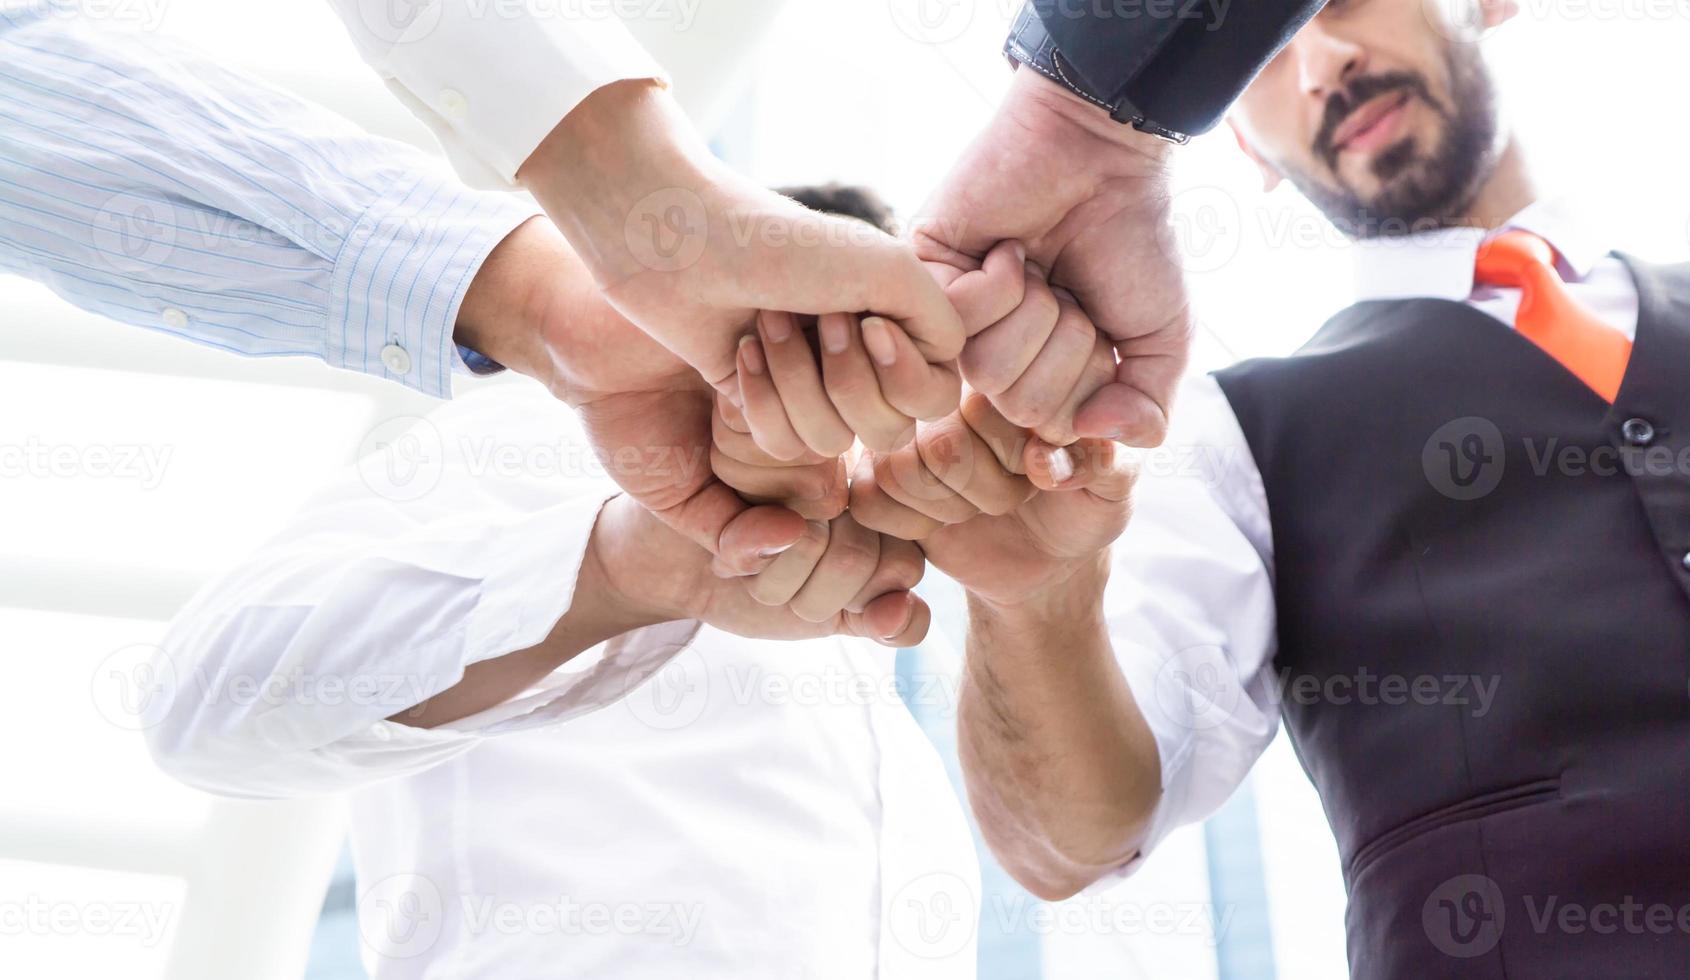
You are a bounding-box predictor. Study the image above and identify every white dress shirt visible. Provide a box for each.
[320,0,793,189]
[321,0,669,188]
[147,383,980,979]
[0,4,538,397]
[1101,198,1643,877]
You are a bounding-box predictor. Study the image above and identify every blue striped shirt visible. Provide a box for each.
[0,2,537,397]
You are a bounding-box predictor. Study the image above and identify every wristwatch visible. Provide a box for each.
[1002,4,1190,144]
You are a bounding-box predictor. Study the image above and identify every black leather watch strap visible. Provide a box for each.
[1002,4,1190,144]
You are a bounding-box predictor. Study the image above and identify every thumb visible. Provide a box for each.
[941,239,1027,336]
[707,502,808,577]
[842,591,932,647]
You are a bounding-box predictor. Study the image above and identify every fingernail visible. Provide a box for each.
[820,315,849,355]
[879,593,914,640]
[1047,447,1074,484]
[739,335,766,375]
[862,316,898,366]
[1011,240,1026,265]
[757,540,795,558]
[762,312,793,343]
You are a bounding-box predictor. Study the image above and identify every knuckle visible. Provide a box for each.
[960,344,1017,396]
[858,419,916,454]
[998,390,1054,430]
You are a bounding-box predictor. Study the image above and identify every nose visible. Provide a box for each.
[1293,23,1368,100]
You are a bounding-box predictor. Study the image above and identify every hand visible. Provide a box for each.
[850,392,1135,609]
[733,310,962,458]
[456,217,797,563]
[518,80,964,453]
[592,493,931,647]
[915,69,1193,447]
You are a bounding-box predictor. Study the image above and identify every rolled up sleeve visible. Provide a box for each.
[323,0,668,187]
[146,386,701,798]
[1096,374,1283,880]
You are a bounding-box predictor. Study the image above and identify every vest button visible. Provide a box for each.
[1622,417,1656,446]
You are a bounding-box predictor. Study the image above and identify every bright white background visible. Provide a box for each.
[3,0,1689,977]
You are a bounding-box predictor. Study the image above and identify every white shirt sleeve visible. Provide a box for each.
[145,384,701,799]
[1099,373,1282,879]
[322,0,668,188]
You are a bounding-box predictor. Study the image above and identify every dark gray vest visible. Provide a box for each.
[1213,256,1690,979]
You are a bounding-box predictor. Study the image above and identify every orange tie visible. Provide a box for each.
[1472,230,1632,402]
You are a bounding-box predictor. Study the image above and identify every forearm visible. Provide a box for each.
[517,78,723,286]
[393,498,673,728]
[958,553,1162,899]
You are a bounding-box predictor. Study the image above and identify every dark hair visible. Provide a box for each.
[775,183,898,236]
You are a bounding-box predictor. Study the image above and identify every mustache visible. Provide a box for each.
[1314,72,1437,170]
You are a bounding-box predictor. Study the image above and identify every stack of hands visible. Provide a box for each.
[456,71,1191,647]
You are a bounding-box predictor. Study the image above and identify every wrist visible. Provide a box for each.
[581,495,686,633]
[518,79,721,286]
[1004,69,1175,175]
[967,548,1110,630]
[454,216,564,388]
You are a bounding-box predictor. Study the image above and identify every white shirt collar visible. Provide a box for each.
[1349,195,1611,303]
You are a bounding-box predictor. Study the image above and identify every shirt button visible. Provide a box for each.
[161,307,189,330]
[380,343,413,375]
[1622,417,1656,446]
[1682,550,1690,572]
[438,88,467,120]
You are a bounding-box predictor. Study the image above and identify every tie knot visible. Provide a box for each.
[1474,229,1559,289]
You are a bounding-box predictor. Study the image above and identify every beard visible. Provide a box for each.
[1279,43,1500,239]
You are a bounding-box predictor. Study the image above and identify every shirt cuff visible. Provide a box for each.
[326,173,537,398]
[377,3,668,187]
